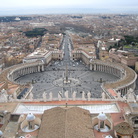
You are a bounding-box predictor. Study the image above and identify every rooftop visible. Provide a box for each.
[0,100,134,138]
[38,107,95,138]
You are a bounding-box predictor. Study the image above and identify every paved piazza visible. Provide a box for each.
[16,35,119,99]
[16,60,119,99]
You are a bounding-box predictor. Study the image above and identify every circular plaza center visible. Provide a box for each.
[53,77,81,87]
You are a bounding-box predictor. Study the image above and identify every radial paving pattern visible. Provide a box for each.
[16,61,119,99]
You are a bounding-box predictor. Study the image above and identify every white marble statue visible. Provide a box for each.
[1,89,7,94]
[64,91,69,101]
[87,91,91,101]
[49,92,53,101]
[127,88,135,102]
[29,92,33,100]
[2,93,8,102]
[0,89,8,102]
[13,92,17,99]
[117,92,123,101]
[58,91,62,101]
[102,92,106,100]
[8,95,13,102]
[123,95,127,101]
[72,91,77,101]
[82,91,86,100]
[43,92,47,102]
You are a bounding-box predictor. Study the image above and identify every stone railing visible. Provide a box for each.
[3,97,119,103]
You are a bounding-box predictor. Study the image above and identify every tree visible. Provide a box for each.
[24,28,47,37]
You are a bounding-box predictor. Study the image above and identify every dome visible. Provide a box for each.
[98,112,107,121]
[0,130,3,136]
[114,122,134,135]
[15,17,20,21]
[26,113,35,121]
[105,135,113,138]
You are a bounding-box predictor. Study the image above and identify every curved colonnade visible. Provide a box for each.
[0,61,44,86]
[8,61,44,82]
[90,60,137,98]
[0,55,137,99]
[73,50,137,98]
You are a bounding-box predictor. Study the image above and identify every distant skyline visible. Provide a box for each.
[0,0,138,15]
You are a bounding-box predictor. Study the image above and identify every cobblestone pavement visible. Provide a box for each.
[16,60,119,99]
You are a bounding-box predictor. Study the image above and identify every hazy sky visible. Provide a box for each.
[1,0,138,8]
[0,0,138,15]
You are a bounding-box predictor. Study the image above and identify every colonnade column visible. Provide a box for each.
[41,65,44,72]
[38,66,40,72]
[90,64,92,70]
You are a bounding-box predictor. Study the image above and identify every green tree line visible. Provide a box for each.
[24,28,47,37]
